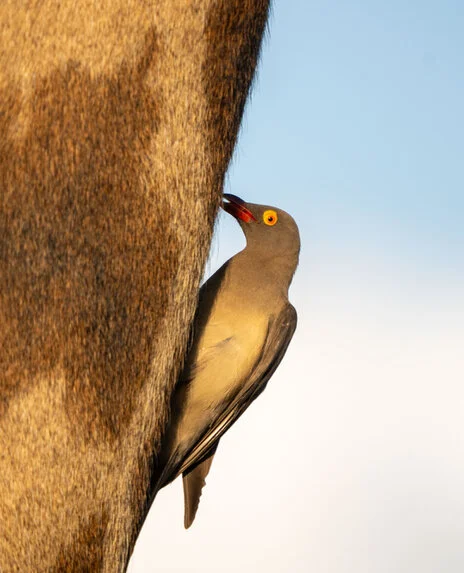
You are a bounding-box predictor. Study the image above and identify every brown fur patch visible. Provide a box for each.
[1,29,166,436]
[204,0,270,173]
[51,511,109,572]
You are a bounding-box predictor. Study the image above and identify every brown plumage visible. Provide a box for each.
[0,2,270,570]
[155,194,300,528]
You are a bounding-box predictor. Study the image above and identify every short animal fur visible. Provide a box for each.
[0,1,270,570]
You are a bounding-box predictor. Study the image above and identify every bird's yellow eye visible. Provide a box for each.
[263,210,278,226]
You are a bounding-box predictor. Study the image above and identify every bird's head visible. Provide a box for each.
[222,194,300,266]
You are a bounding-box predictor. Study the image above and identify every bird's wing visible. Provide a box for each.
[177,303,297,478]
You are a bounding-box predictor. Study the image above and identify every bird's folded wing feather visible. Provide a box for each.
[177,303,297,479]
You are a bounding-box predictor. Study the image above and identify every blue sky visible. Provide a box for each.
[227,0,463,273]
[131,3,463,571]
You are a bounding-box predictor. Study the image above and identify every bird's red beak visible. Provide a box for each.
[222,194,256,223]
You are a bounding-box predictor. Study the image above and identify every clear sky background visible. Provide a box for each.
[130,2,463,571]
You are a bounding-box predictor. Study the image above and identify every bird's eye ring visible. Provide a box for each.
[263,210,278,226]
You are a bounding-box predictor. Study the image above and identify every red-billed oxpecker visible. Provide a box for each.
[155,194,300,528]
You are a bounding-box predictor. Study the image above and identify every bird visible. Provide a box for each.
[154,193,300,528]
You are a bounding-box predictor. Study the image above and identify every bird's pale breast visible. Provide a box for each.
[173,305,268,448]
